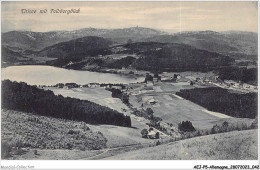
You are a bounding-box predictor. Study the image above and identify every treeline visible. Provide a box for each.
[170,119,257,142]
[176,87,257,118]
[2,80,131,127]
[218,67,257,85]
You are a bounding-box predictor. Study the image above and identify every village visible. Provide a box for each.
[40,69,257,144]
[41,69,258,93]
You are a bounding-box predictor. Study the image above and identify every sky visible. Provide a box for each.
[1,1,258,33]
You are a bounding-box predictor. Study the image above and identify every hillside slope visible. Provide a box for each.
[2,46,26,63]
[1,109,107,159]
[104,129,258,160]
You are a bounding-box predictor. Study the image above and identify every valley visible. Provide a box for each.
[1,27,258,161]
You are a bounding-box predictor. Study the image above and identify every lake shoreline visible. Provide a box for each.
[2,65,145,86]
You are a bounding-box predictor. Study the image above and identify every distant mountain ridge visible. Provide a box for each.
[143,30,258,59]
[1,27,257,68]
[2,27,166,51]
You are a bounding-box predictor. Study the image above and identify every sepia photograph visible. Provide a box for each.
[1,0,259,169]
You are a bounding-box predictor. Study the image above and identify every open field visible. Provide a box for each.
[129,82,224,130]
[88,120,158,148]
[46,87,170,148]
[104,129,258,160]
[128,81,256,131]
[46,87,131,115]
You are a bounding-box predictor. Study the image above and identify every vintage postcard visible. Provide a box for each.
[1,1,259,169]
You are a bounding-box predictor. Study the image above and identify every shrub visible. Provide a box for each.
[211,124,221,134]
[66,143,73,150]
[178,121,196,132]
[141,129,148,138]
[222,121,229,132]
[196,130,202,137]
[251,119,258,129]
[34,149,38,155]
[67,129,79,135]
[1,141,12,159]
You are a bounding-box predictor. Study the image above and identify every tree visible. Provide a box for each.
[145,73,153,83]
[155,132,160,139]
[146,108,154,115]
[141,129,148,138]
[121,93,129,104]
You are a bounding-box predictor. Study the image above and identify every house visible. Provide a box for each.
[153,77,158,82]
[88,83,99,88]
[67,61,73,66]
[144,81,154,90]
[111,85,123,90]
[55,83,64,88]
[148,98,156,105]
[146,80,154,86]
[161,76,171,81]
[143,86,153,90]
[147,128,159,139]
[64,83,79,89]
[147,130,156,139]
[177,77,190,83]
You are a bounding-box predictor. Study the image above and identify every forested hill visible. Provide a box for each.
[1,80,131,127]
[126,42,234,72]
[38,36,112,58]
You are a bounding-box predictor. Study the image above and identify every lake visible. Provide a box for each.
[2,65,144,85]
